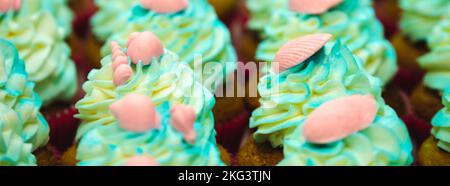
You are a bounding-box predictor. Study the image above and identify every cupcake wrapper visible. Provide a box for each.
[44,106,80,151]
[401,113,432,148]
[215,111,250,154]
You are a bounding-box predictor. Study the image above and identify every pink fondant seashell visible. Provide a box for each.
[127,31,164,65]
[113,64,133,86]
[303,95,377,144]
[0,0,21,12]
[125,156,159,166]
[112,55,128,71]
[170,104,197,144]
[110,94,161,133]
[289,0,343,14]
[139,0,188,14]
[273,33,332,73]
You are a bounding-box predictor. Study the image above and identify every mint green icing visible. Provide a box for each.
[77,102,224,166]
[76,50,216,148]
[419,18,450,92]
[91,0,137,41]
[400,0,450,41]
[279,105,413,166]
[100,0,237,92]
[245,0,288,32]
[257,0,397,85]
[0,39,49,166]
[22,0,73,37]
[431,89,450,153]
[0,12,77,105]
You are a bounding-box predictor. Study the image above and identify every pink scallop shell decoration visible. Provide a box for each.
[126,31,164,65]
[110,94,161,133]
[289,0,343,14]
[170,104,197,144]
[139,0,188,14]
[273,33,332,73]
[0,0,21,12]
[125,156,159,166]
[302,95,377,144]
[113,64,133,86]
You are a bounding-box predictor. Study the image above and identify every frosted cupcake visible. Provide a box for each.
[392,0,450,87]
[411,16,450,122]
[0,38,54,166]
[418,89,450,166]
[237,34,413,166]
[257,0,397,85]
[0,1,78,105]
[75,94,224,166]
[61,32,232,165]
[100,0,237,92]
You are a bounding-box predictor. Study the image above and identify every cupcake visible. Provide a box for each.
[411,17,450,121]
[418,89,450,166]
[0,2,78,105]
[237,34,413,166]
[256,0,397,85]
[63,31,225,164]
[392,0,450,88]
[74,94,224,166]
[100,0,237,92]
[25,0,73,37]
[0,38,55,166]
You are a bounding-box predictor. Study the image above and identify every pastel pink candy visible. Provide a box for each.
[126,31,164,65]
[125,156,159,166]
[273,33,332,73]
[112,56,128,71]
[303,94,377,144]
[127,32,141,47]
[113,64,133,86]
[0,0,21,12]
[289,0,343,14]
[110,94,161,133]
[170,104,197,144]
[139,0,188,14]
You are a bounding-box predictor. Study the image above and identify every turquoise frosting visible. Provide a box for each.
[0,11,77,105]
[257,0,397,85]
[91,0,137,41]
[76,50,217,148]
[0,39,49,166]
[400,0,450,41]
[252,41,413,165]
[279,105,413,166]
[419,17,450,92]
[100,0,237,92]
[245,0,288,32]
[431,89,450,153]
[77,102,224,166]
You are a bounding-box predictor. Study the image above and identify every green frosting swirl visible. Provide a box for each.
[279,105,413,166]
[0,39,49,166]
[22,0,73,37]
[245,0,288,32]
[0,12,77,105]
[100,0,237,92]
[431,89,450,153]
[400,0,450,41]
[76,50,216,146]
[257,0,397,85]
[77,102,224,166]
[91,0,137,41]
[419,18,450,92]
